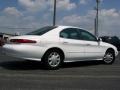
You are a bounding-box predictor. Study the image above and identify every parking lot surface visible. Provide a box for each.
[0,48,120,90]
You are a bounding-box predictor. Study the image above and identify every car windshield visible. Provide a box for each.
[26,26,57,35]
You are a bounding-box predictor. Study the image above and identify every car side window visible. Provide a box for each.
[79,30,97,41]
[60,28,80,40]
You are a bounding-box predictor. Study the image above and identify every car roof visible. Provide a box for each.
[57,25,85,30]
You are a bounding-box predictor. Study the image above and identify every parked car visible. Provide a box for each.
[0,37,4,47]
[3,26,118,69]
[101,36,120,51]
[0,33,14,47]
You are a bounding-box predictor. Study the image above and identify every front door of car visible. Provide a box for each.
[59,28,85,61]
[79,30,105,59]
[82,40,105,59]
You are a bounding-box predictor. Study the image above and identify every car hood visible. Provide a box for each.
[101,41,118,51]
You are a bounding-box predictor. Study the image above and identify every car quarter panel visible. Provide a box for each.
[3,44,47,61]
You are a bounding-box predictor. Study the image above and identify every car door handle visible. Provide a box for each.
[86,44,91,46]
[63,42,69,44]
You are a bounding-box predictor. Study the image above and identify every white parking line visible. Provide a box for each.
[0,73,120,79]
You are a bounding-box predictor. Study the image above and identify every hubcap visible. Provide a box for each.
[104,52,113,63]
[48,52,61,67]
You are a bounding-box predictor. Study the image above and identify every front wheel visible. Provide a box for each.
[42,50,63,69]
[103,50,115,64]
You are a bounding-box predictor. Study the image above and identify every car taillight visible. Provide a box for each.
[10,39,36,43]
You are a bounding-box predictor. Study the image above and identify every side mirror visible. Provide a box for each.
[98,38,102,42]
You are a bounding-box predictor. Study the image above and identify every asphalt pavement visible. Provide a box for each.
[0,48,120,90]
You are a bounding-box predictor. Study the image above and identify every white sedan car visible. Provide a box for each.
[3,26,118,69]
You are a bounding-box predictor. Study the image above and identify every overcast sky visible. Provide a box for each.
[0,0,120,37]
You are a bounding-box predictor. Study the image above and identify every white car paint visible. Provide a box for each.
[3,26,118,63]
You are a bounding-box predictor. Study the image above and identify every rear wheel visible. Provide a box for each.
[103,50,115,64]
[42,49,63,69]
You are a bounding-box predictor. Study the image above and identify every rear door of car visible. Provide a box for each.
[59,28,85,61]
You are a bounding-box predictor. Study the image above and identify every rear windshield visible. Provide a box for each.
[26,26,57,35]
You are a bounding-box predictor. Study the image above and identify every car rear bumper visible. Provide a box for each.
[2,44,46,61]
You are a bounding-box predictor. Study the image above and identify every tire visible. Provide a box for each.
[42,49,63,70]
[103,50,115,64]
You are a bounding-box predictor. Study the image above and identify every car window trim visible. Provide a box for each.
[77,29,98,42]
[60,28,80,40]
